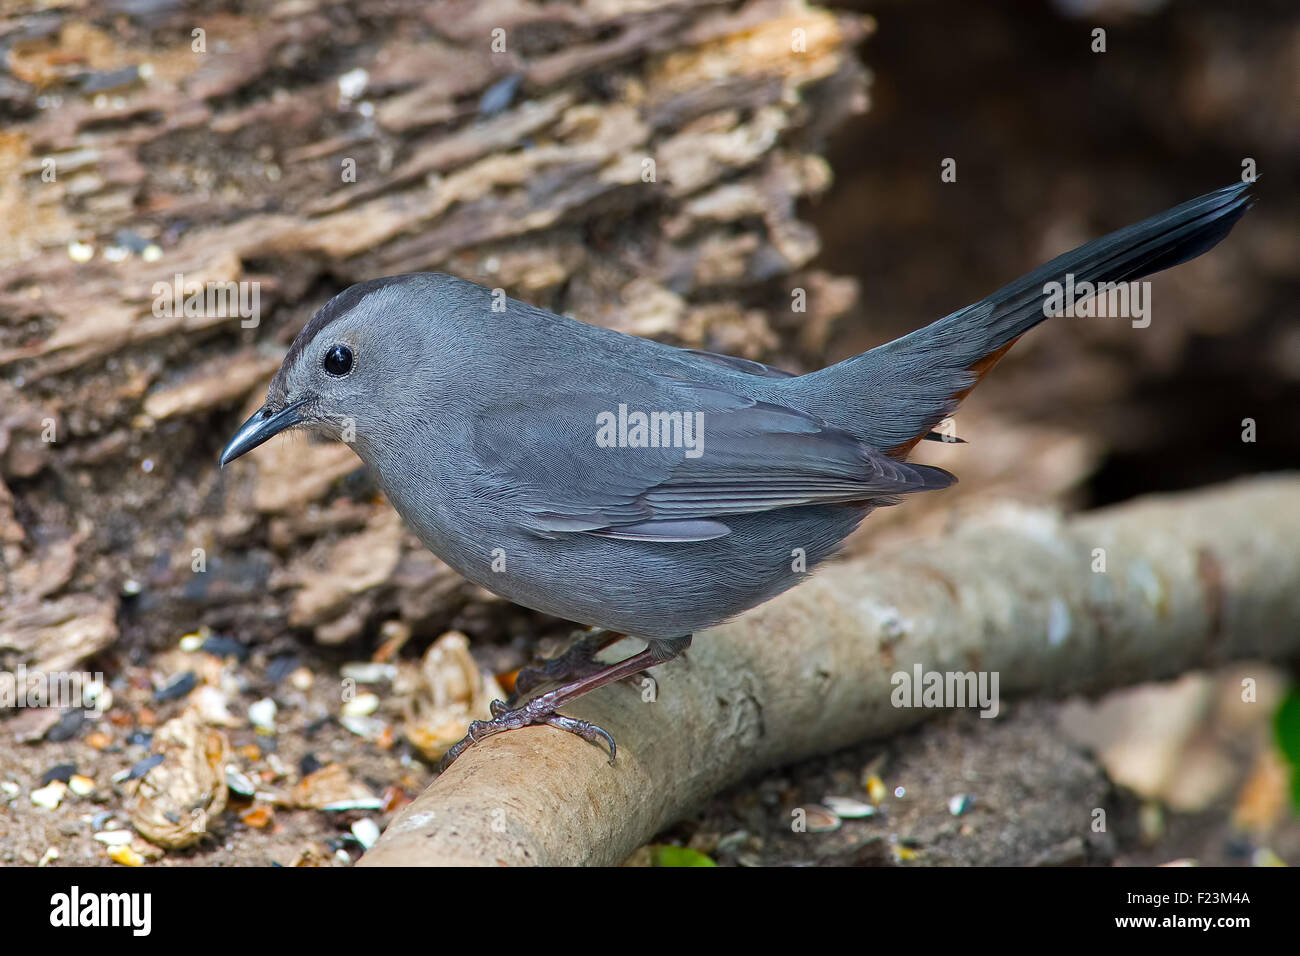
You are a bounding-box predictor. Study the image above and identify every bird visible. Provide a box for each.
[220,181,1252,767]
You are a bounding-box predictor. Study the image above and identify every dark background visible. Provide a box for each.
[812,0,1297,505]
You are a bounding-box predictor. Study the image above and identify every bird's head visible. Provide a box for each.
[219,273,460,467]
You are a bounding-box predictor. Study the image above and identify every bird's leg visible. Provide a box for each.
[513,627,626,696]
[439,633,692,771]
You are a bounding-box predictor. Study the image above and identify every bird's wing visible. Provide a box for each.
[675,348,797,379]
[469,376,954,541]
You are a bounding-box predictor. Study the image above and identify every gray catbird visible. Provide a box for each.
[221,182,1251,766]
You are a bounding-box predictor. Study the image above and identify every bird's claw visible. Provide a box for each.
[546,713,617,765]
[439,696,617,772]
[438,632,690,772]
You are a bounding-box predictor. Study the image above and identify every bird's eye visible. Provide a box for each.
[323,344,353,377]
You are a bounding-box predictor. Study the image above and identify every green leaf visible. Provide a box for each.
[650,844,717,867]
[1273,686,1300,812]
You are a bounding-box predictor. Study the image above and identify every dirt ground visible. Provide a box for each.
[3,636,1296,867]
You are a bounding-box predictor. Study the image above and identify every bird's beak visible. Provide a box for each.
[219,399,308,467]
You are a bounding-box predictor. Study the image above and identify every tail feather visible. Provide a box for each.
[799,182,1253,453]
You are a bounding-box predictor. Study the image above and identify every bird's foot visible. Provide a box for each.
[439,695,616,772]
[438,633,692,772]
[513,627,624,695]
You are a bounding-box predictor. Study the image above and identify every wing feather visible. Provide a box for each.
[468,377,953,540]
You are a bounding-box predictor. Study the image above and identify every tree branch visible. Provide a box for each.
[359,475,1300,866]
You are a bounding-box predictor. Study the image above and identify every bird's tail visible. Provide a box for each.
[798,181,1253,455]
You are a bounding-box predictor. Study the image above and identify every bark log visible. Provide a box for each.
[359,475,1300,866]
[0,0,873,657]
